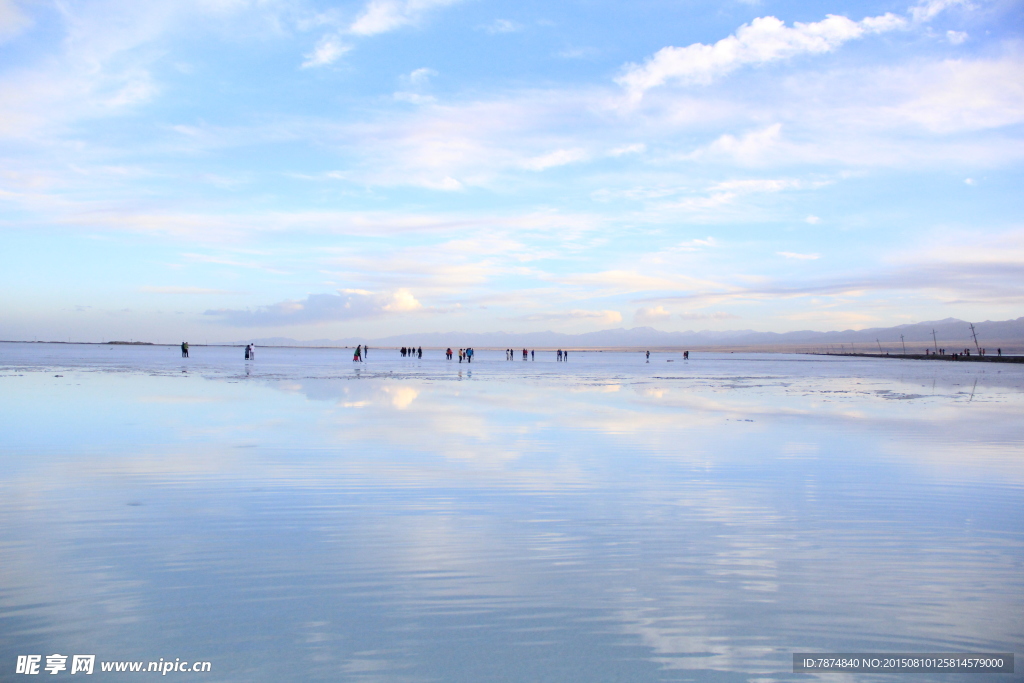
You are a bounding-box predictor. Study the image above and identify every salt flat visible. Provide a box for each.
[1,343,1021,682]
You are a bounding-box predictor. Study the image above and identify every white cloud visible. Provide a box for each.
[302,34,350,68]
[777,251,820,260]
[405,67,437,85]
[557,46,598,59]
[204,288,427,326]
[421,175,463,190]
[481,19,520,34]
[525,309,624,325]
[666,227,1024,308]
[350,0,462,36]
[560,270,729,295]
[678,311,740,320]
[608,143,646,156]
[879,58,1024,134]
[141,286,241,294]
[0,0,32,42]
[382,288,422,312]
[909,0,969,23]
[103,71,159,107]
[701,124,783,164]
[634,305,672,325]
[708,178,806,193]
[805,215,820,224]
[617,12,906,98]
[315,50,1024,188]
[964,177,975,185]
[393,67,438,104]
[675,237,717,251]
[946,30,968,45]
[521,148,589,171]
[393,91,436,104]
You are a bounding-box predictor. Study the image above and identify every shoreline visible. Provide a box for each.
[809,352,1024,363]
[2,339,1022,359]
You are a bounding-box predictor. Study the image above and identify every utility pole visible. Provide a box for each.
[931,329,938,354]
[900,334,906,355]
[969,323,981,354]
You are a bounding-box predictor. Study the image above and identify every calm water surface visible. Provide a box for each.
[1,343,1022,681]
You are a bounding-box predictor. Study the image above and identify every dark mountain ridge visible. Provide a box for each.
[230,317,1024,349]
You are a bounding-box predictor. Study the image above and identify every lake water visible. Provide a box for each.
[2,342,1021,681]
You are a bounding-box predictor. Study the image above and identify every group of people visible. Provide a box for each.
[951,348,1000,360]
[644,350,689,362]
[173,344,700,364]
[924,347,1002,359]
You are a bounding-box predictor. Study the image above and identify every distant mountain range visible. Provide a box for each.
[231,316,1024,349]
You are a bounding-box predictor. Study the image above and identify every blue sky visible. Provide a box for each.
[1,0,1022,342]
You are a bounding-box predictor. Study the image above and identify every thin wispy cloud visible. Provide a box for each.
[523,309,624,325]
[302,35,351,68]
[634,305,672,325]
[521,148,589,171]
[205,289,424,327]
[349,0,463,36]
[617,11,907,98]
[640,260,1024,307]
[0,0,32,42]
[141,286,243,294]
[480,19,521,34]
[404,67,437,86]
[909,0,970,23]
[678,311,740,321]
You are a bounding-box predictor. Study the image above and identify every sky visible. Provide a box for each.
[1,0,1022,343]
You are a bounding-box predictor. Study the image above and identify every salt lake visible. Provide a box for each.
[1,342,1021,681]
